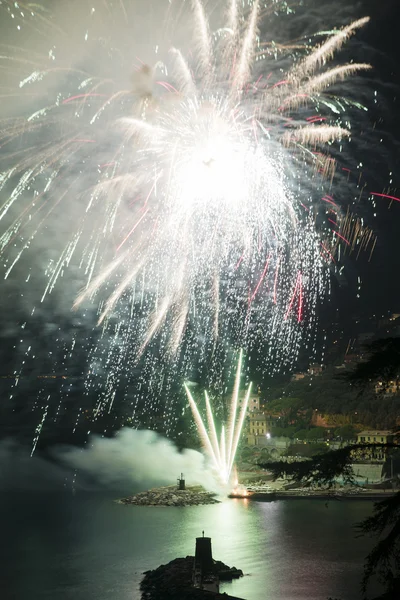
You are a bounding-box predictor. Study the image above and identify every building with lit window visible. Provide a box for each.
[355,430,397,463]
[357,431,395,445]
[248,413,267,436]
[374,381,399,396]
[244,411,280,446]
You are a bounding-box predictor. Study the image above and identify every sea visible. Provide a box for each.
[0,492,377,600]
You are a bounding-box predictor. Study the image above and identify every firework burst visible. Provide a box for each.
[0,1,376,436]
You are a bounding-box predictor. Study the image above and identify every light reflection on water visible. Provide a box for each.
[0,493,375,600]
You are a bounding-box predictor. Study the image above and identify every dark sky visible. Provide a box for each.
[319,0,400,324]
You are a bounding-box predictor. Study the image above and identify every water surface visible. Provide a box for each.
[0,492,375,600]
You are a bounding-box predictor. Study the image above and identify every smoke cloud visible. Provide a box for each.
[0,429,220,493]
[56,428,219,490]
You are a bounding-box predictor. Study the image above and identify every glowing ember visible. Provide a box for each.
[230,485,249,498]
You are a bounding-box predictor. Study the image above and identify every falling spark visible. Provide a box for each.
[0,1,380,441]
[0,1,374,361]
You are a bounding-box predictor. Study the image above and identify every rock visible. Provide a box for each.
[140,555,243,600]
[219,567,243,580]
[118,485,220,507]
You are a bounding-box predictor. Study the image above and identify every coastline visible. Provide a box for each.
[229,489,398,501]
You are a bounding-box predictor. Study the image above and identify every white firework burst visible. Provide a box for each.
[0,1,373,431]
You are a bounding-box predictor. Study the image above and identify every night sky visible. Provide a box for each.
[1,0,400,449]
[336,0,400,318]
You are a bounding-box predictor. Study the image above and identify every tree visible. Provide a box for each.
[286,442,328,458]
[294,429,308,440]
[263,445,357,486]
[263,342,400,431]
[270,425,297,438]
[357,493,400,598]
[343,337,400,392]
[334,424,357,441]
[266,397,304,427]
[306,427,326,442]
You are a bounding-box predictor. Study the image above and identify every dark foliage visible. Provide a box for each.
[263,367,399,431]
[260,444,394,487]
[341,337,400,391]
[262,447,355,486]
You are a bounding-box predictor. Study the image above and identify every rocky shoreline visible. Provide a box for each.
[229,487,398,501]
[118,485,220,507]
[140,556,243,600]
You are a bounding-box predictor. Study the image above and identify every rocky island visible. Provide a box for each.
[118,484,220,507]
[140,534,244,600]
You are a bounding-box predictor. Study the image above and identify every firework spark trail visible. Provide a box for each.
[191,0,213,77]
[226,349,243,471]
[184,383,219,471]
[297,17,371,76]
[205,390,221,465]
[370,192,400,204]
[168,298,189,356]
[185,352,251,484]
[170,48,196,96]
[219,425,227,480]
[250,253,271,302]
[213,273,220,340]
[282,125,350,146]
[0,0,379,439]
[233,0,259,91]
[228,381,252,476]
